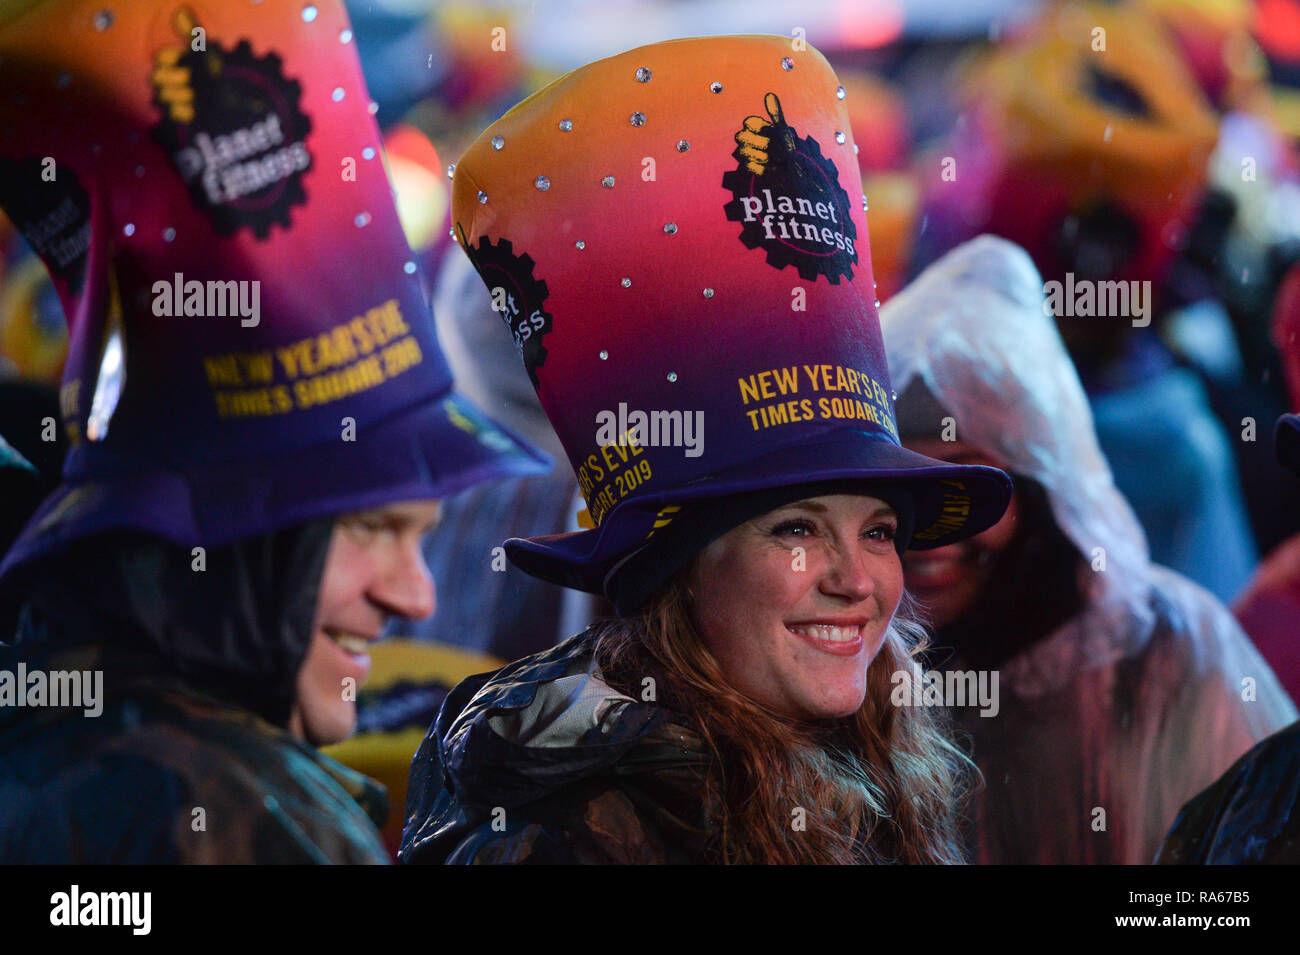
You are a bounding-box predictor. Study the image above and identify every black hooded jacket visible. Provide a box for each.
[0,522,390,863]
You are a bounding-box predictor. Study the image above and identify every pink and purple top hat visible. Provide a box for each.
[0,0,548,581]
[449,35,1013,605]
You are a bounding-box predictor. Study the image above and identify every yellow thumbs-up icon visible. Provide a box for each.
[734,93,796,177]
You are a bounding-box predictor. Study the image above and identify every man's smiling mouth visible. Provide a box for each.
[324,628,376,655]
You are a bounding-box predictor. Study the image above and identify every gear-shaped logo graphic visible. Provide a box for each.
[463,234,553,389]
[151,15,313,240]
[722,93,858,285]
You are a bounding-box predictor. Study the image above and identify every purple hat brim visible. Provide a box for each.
[505,428,1012,596]
[0,389,551,581]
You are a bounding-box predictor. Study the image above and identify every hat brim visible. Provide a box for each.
[0,390,551,582]
[505,428,1012,596]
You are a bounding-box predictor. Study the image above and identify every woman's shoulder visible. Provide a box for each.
[439,626,698,748]
[401,626,712,864]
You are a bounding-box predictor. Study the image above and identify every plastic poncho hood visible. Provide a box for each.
[880,236,1297,864]
[883,235,1156,672]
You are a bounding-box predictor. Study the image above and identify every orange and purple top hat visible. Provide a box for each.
[0,0,549,581]
[450,34,1012,604]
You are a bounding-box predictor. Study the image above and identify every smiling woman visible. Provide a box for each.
[402,478,997,864]
[584,490,974,864]
[689,495,904,720]
[400,34,1015,866]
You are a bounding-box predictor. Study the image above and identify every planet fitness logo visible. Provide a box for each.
[722,93,857,285]
[150,9,312,239]
[463,234,554,389]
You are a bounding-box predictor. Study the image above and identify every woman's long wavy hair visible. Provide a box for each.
[591,573,975,865]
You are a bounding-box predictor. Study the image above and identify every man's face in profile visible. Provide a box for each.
[289,499,441,746]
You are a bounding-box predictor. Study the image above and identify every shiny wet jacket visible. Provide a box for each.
[0,522,390,864]
[400,629,713,864]
[1157,719,1300,863]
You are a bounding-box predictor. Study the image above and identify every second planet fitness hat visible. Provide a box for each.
[0,0,549,581]
[450,34,1013,605]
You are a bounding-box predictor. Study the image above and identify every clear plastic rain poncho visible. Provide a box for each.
[880,236,1297,864]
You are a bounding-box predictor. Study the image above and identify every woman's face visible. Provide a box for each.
[688,493,904,721]
[899,439,1019,627]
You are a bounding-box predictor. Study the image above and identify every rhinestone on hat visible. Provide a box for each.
[339,28,353,43]
[575,240,586,250]
[558,118,573,131]
[491,135,504,150]
[781,57,794,71]
[630,112,646,127]
[663,223,677,235]
[93,9,113,30]
[599,350,609,360]
[602,176,615,188]
[355,212,371,227]
[667,372,678,382]
[710,82,723,93]
[162,227,176,242]
[477,190,488,204]
[676,140,690,152]
[862,194,869,211]
[301,4,318,22]
[703,288,714,298]
[404,261,417,274]
[447,164,456,179]
[362,147,375,160]
[331,87,345,102]
[635,67,652,82]
[836,85,846,100]
[535,176,551,191]
[621,278,631,288]
[835,131,846,145]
